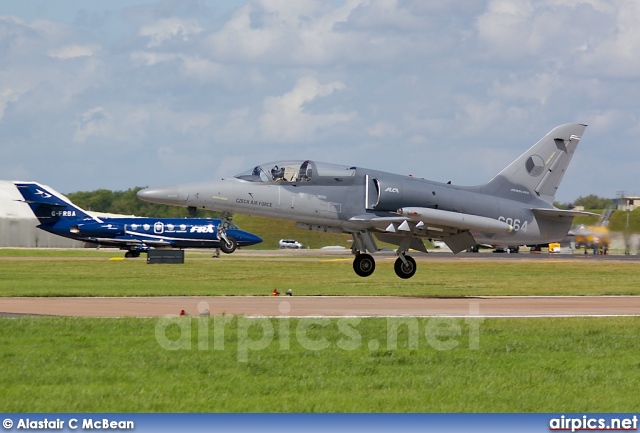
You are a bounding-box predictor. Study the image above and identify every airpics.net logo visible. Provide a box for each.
[549,415,638,432]
[154,301,484,362]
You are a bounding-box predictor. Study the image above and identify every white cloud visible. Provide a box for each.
[130,51,228,83]
[202,0,440,66]
[48,44,100,59]
[546,0,614,13]
[130,51,175,65]
[0,15,108,123]
[367,121,398,138]
[120,108,151,143]
[1,1,640,201]
[215,155,248,180]
[458,98,504,134]
[258,76,355,142]
[475,0,536,58]
[139,18,203,48]
[73,107,114,143]
[578,0,640,77]
[155,140,218,177]
[582,109,628,135]
[489,72,562,105]
[0,87,21,121]
[214,107,256,145]
[157,145,174,162]
[474,0,606,64]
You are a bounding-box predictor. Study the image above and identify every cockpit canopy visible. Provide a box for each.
[235,160,356,183]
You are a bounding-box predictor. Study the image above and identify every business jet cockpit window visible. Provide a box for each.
[235,161,355,183]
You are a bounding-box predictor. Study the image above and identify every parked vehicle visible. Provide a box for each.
[279,239,303,249]
[548,243,562,253]
[493,245,519,253]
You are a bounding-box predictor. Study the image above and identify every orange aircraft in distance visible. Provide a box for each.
[569,206,614,254]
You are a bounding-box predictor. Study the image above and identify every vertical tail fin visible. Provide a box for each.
[480,123,587,204]
[14,182,94,226]
[597,204,615,227]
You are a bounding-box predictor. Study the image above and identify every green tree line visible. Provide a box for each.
[570,194,614,210]
[554,195,614,210]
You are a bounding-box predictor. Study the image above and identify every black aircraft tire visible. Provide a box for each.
[353,253,376,277]
[394,255,417,279]
[220,237,237,254]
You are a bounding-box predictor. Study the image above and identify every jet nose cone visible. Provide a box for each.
[247,233,263,245]
[137,186,186,205]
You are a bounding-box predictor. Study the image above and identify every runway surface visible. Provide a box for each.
[2,249,640,318]
[3,248,640,262]
[2,295,640,318]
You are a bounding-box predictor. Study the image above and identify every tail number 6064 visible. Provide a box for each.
[498,216,527,232]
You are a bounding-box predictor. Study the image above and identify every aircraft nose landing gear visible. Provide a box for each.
[217,213,237,254]
[219,236,237,254]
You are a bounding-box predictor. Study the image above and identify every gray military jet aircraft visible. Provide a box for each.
[138,123,593,278]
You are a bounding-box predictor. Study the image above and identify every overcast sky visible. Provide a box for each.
[1,0,639,203]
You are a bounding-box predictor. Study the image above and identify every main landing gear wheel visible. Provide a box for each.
[353,253,376,277]
[219,237,237,254]
[124,251,140,258]
[394,255,417,279]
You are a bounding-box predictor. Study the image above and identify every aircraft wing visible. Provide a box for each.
[350,207,514,234]
[349,207,514,253]
[347,215,408,229]
[91,237,173,247]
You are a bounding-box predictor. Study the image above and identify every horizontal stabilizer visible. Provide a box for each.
[16,199,65,207]
[532,208,600,221]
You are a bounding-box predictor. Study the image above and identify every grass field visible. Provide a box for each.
[1,249,639,412]
[0,249,639,297]
[1,316,639,412]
